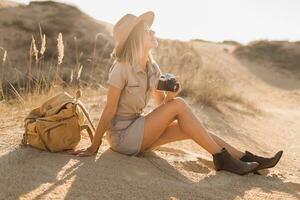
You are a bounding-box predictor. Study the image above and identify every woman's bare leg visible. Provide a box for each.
[146,120,245,159]
[140,97,223,154]
[207,130,245,159]
[145,120,189,148]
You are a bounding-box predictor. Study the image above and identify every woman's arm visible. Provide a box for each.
[151,88,166,106]
[70,85,122,156]
[88,104,116,152]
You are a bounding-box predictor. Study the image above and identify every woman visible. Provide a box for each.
[70,11,283,176]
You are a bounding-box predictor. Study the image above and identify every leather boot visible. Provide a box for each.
[240,150,283,171]
[213,148,259,175]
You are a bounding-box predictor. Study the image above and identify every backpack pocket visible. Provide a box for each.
[36,116,81,152]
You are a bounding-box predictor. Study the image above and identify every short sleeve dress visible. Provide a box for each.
[105,60,162,156]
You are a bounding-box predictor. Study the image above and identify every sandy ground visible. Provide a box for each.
[0,42,299,200]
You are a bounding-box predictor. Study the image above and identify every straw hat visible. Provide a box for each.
[113,11,155,56]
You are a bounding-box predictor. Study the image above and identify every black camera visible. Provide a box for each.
[157,73,180,92]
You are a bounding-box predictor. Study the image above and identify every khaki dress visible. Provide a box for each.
[105,60,162,156]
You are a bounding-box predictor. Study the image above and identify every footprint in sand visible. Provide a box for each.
[149,146,216,174]
[196,157,215,169]
[180,160,211,174]
[154,146,189,156]
[155,147,215,173]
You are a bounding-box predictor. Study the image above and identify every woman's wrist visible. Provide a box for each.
[88,146,98,154]
[163,96,171,104]
[89,139,102,153]
[159,92,174,105]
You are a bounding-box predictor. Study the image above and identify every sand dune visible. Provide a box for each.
[0,41,299,199]
[1,1,299,199]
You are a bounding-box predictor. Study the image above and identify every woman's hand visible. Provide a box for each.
[164,82,182,103]
[67,143,100,157]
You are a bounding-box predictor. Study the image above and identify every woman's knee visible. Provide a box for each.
[171,97,189,111]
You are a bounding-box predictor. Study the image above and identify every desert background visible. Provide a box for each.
[0,0,299,199]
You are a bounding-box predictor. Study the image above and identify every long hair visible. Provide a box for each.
[111,21,154,67]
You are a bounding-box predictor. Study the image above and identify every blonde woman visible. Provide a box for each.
[70,11,283,175]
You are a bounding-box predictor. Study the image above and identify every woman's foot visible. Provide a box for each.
[240,150,283,171]
[213,148,259,176]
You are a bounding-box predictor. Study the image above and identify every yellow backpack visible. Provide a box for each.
[22,90,95,152]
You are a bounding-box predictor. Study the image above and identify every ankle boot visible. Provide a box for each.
[213,148,259,176]
[240,150,283,171]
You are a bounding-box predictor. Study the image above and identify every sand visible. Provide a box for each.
[0,42,299,200]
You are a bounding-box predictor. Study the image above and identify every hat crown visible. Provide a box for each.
[112,11,154,56]
[113,14,137,41]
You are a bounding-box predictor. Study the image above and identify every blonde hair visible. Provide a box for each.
[111,21,154,67]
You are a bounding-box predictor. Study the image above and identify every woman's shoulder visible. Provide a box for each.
[109,61,131,74]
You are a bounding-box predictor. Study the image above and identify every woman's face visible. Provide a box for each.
[143,24,158,50]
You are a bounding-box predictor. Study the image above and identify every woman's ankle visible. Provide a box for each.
[236,151,246,160]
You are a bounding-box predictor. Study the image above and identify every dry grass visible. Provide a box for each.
[1,33,260,115]
[153,38,203,87]
[184,64,261,114]
[0,84,84,119]
[0,1,259,115]
[0,29,93,102]
[0,1,114,92]
[0,1,114,101]
[154,38,260,113]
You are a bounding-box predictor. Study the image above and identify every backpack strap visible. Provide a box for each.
[73,89,96,133]
[71,90,95,143]
[76,101,96,142]
[80,125,93,142]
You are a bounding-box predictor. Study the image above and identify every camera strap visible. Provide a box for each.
[143,63,151,107]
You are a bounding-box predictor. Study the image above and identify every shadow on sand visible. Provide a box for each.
[0,146,298,200]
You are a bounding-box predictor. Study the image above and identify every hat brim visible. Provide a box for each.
[115,11,154,56]
[137,11,154,28]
